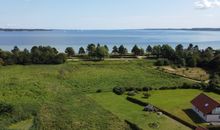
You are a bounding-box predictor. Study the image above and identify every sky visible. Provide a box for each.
[0,0,220,29]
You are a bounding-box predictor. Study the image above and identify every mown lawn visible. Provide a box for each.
[89,92,191,130]
[134,89,220,126]
[0,60,193,130]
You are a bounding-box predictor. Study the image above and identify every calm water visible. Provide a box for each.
[0,29,220,52]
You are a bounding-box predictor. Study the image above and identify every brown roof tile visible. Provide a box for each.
[191,93,220,115]
[195,126,208,130]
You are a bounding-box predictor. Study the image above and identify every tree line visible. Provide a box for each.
[0,46,66,65]
[1,43,220,72]
[64,43,219,67]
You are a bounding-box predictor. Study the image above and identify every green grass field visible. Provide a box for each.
[0,60,193,130]
[134,89,220,126]
[89,92,191,130]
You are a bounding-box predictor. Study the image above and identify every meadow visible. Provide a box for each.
[0,60,193,130]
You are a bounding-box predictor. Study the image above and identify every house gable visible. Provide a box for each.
[191,93,220,115]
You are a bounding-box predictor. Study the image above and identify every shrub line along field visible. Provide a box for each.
[0,60,195,130]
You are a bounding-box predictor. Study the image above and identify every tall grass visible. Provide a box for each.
[0,60,192,129]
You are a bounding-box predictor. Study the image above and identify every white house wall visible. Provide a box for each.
[192,105,207,121]
[206,114,220,122]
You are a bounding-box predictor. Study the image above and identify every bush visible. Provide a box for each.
[0,58,4,65]
[192,84,202,89]
[96,89,102,93]
[143,93,151,99]
[127,91,136,96]
[159,86,170,90]
[113,87,126,95]
[180,83,193,89]
[135,87,142,91]
[124,87,135,91]
[125,120,143,130]
[142,87,150,91]
[155,59,170,66]
[0,103,14,115]
[148,122,159,129]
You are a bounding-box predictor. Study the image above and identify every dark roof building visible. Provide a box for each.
[195,126,208,130]
[191,93,220,115]
[191,93,220,122]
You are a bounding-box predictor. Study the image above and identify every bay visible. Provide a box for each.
[0,29,220,52]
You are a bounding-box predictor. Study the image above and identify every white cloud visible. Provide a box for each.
[195,0,220,9]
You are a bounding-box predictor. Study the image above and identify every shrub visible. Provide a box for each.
[180,83,193,89]
[135,87,142,91]
[96,89,102,93]
[127,91,136,96]
[142,87,150,91]
[0,103,14,115]
[143,93,151,99]
[0,58,4,65]
[148,122,159,129]
[155,59,170,66]
[125,87,135,91]
[170,86,178,89]
[125,120,143,130]
[192,84,202,89]
[113,87,126,95]
[159,86,169,90]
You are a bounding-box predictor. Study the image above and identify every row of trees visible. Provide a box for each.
[148,44,218,68]
[1,44,220,69]
[0,46,66,65]
[64,44,219,67]
[65,44,129,57]
[64,44,147,58]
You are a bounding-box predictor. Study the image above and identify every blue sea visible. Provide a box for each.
[0,29,220,52]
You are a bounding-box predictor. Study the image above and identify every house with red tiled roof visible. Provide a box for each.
[191,93,220,122]
[195,126,208,130]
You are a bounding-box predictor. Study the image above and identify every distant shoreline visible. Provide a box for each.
[142,28,220,31]
[0,28,52,32]
[0,28,220,32]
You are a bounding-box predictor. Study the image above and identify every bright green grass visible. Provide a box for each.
[89,92,191,130]
[0,60,193,129]
[8,118,33,130]
[134,89,220,126]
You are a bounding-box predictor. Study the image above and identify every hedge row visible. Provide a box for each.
[113,83,210,95]
[125,120,143,130]
[126,97,197,130]
[126,97,148,106]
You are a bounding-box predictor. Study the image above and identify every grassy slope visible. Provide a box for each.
[65,60,193,92]
[161,66,209,81]
[89,92,191,130]
[134,89,220,126]
[0,60,192,129]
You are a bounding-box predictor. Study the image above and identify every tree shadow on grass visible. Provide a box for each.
[182,109,206,124]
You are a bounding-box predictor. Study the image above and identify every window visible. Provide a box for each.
[219,116,220,119]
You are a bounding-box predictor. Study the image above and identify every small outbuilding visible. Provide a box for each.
[144,104,156,112]
[191,93,220,122]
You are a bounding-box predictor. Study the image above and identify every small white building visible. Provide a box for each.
[191,93,220,122]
